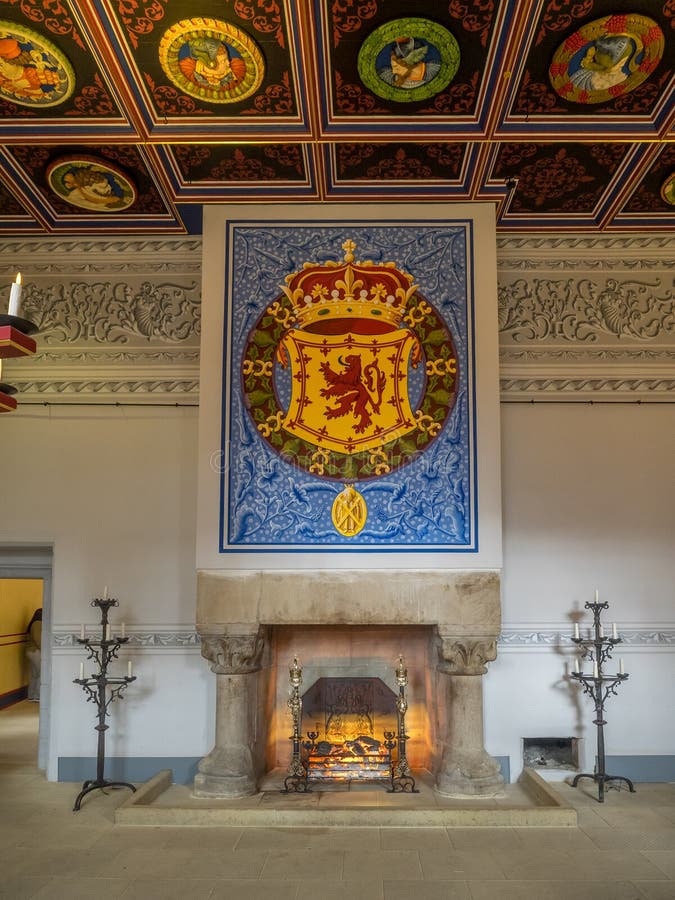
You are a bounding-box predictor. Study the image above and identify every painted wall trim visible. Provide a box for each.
[58,756,201,786]
[52,625,675,649]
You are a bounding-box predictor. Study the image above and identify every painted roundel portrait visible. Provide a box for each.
[0,21,74,108]
[47,158,136,212]
[224,224,475,550]
[357,18,460,103]
[549,13,664,105]
[159,18,264,104]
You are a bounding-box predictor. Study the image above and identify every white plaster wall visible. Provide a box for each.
[0,405,211,779]
[1,399,672,782]
[489,403,675,779]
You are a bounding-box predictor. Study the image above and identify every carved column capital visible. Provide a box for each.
[200,627,267,675]
[437,636,497,675]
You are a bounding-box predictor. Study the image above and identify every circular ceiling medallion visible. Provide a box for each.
[0,20,74,108]
[357,18,460,103]
[549,13,664,105]
[47,157,137,212]
[661,173,675,207]
[159,18,264,104]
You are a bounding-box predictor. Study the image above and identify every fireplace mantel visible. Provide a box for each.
[197,569,501,634]
[194,569,504,799]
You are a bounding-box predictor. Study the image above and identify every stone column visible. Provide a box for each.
[193,626,267,799]
[435,635,505,797]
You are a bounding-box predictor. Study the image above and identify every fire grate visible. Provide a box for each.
[523,737,579,770]
[302,677,397,782]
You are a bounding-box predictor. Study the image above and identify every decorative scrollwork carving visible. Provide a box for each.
[498,276,674,343]
[18,280,200,345]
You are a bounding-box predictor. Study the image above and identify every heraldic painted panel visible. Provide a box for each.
[221,221,476,551]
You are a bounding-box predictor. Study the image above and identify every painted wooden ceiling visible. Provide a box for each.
[0,0,672,235]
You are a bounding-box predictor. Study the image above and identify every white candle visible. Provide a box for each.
[593,661,599,679]
[619,658,625,675]
[8,273,22,317]
[105,624,110,641]
[573,623,580,640]
[599,624,604,638]
[612,623,618,640]
[121,622,125,638]
[594,589,599,603]
[103,585,108,600]
[80,624,85,640]
[127,660,133,678]
[575,656,581,674]
[79,662,84,679]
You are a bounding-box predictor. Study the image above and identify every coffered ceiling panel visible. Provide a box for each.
[0,0,671,234]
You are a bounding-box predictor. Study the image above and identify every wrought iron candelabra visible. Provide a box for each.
[72,596,136,811]
[384,655,418,792]
[570,596,635,803]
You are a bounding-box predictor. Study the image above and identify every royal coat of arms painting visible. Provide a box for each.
[216,214,485,553]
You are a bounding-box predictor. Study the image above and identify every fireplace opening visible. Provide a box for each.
[301,677,398,782]
[523,737,579,770]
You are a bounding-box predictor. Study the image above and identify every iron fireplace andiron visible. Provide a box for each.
[72,596,136,811]
[570,593,635,803]
[281,654,417,793]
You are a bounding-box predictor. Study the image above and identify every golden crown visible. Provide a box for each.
[281,239,417,330]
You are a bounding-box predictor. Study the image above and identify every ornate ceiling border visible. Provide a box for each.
[497,233,675,402]
[1,233,673,404]
[1,237,201,404]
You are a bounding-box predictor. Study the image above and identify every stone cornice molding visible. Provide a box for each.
[200,628,267,675]
[0,237,202,272]
[1,236,201,403]
[497,234,675,261]
[437,636,498,675]
[496,233,674,402]
[2,233,673,404]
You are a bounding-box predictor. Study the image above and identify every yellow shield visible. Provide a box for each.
[280,329,417,454]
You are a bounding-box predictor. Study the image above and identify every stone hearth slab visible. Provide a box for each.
[115,768,576,828]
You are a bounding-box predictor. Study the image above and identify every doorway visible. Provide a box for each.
[0,546,53,771]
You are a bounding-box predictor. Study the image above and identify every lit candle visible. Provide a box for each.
[8,273,22,317]
[80,624,85,640]
[619,658,625,675]
[594,589,599,603]
[612,623,618,640]
[127,660,133,678]
[79,662,84,680]
[593,661,599,679]
[121,622,125,639]
[573,623,580,640]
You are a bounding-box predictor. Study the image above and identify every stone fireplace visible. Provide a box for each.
[194,569,504,799]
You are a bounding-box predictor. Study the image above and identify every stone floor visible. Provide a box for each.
[2,701,675,900]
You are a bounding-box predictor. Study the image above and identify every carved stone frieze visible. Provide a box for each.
[437,636,497,675]
[498,276,674,344]
[16,280,200,346]
[200,628,267,675]
[2,233,673,404]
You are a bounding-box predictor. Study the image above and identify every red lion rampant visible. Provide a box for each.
[319,355,386,434]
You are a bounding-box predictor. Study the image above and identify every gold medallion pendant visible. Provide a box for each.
[331,485,367,537]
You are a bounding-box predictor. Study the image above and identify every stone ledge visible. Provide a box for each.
[114,768,577,828]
